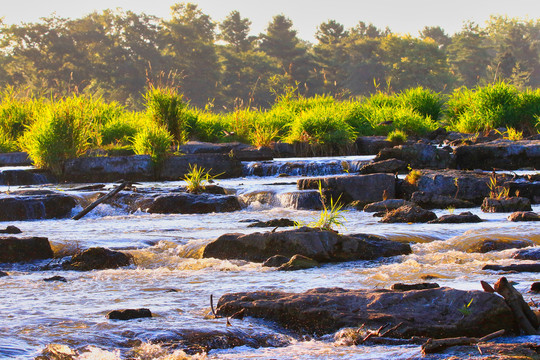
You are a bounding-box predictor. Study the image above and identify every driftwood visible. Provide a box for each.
[422,329,505,354]
[355,322,403,345]
[493,277,539,334]
[72,181,128,220]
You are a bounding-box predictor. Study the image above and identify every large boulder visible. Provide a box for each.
[428,211,483,224]
[297,174,395,205]
[146,193,241,214]
[380,204,437,223]
[62,247,133,271]
[0,237,53,263]
[358,158,407,174]
[508,211,540,222]
[481,197,532,213]
[216,287,517,338]
[374,143,454,169]
[0,192,76,221]
[454,139,540,170]
[63,155,154,182]
[202,227,411,263]
[505,181,540,204]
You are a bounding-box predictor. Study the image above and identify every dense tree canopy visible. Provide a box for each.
[0,3,538,109]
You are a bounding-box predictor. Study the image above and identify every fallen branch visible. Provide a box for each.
[494,277,539,334]
[210,294,220,318]
[422,329,505,354]
[72,181,129,220]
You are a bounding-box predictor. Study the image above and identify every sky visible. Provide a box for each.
[1,0,539,41]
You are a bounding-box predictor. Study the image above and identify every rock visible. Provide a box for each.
[276,191,323,210]
[0,237,53,263]
[470,239,533,253]
[160,154,243,180]
[146,193,241,214]
[238,190,276,207]
[0,193,77,221]
[202,227,411,263]
[216,287,516,338]
[506,181,540,204]
[178,141,273,161]
[107,308,152,320]
[297,174,395,205]
[200,184,228,195]
[62,247,133,271]
[354,136,394,155]
[0,225,22,234]
[531,282,540,293]
[454,139,540,170]
[507,211,540,222]
[380,204,437,223]
[483,263,540,272]
[278,255,319,271]
[410,191,476,209]
[262,255,290,267]
[0,152,31,166]
[270,141,296,157]
[429,342,540,359]
[0,169,56,185]
[359,158,407,174]
[481,197,532,213]
[43,276,67,282]
[391,283,440,291]
[247,218,296,228]
[0,271,8,277]
[512,248,540,260]
[374,143,454,169]
[63,155,154,182]
[428,212,483,224]
[36,344,77,360]
[362,199,413,212]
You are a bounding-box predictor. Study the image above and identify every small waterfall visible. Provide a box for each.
[243,156,373,177]
[22,200,47,220]
[0,169,55,185]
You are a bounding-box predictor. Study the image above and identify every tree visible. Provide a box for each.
[219,10,253,52]
[419,26,451,49]
[313,20,349,94]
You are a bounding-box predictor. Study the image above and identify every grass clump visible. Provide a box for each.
[131,122,172,167]
[301,182,347,232]
[183,164,221,194]
[387,129,408,143]
[144,85,187,144]
[487,174,510,200]
[405,169,422,185]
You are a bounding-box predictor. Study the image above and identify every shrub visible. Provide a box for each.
[387,129,408,143]
[101,116,138,146]
[19,99,93,176]
[397,87,444,120]
[131,122,173,167]
[144,85,187,143]
[405,169,422,185]
[0,87,42,147]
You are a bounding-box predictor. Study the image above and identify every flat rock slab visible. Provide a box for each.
[428,212,483,224]
[297,173,395,205]
[481,197,532,213]
[0,169,56,185]
[380,204,437,223]
[455,139,540,170]
[0,193,77,221]
[217,287,516,338]
[483,263,540,273]
[147,193,241,214]
[0,237,53,263]
[202,227,411,263]
[374,143,454,169]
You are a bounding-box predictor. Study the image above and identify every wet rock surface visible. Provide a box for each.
[247,218,296,228]
[390,283,440,291]
[410,191,476,209]
[380,204,437,223]
[43,276,67,282]
[508,211,540,221]
[262,255,290,267]
[481,197,532,213]
[362,199,413,212]
[355,136,393,155]
[454,139,540,170]
[107,308,152,320]
[146,193,241,214]
[359,158,407,174]
[512,247,540,260]
[470,239,533,253]
[0,192,77,221]
[0,225,22,234]
[0,169,56,185]
[0,237,53,263]
[216,287,517,338]
[531,282,540,293]
[62,247,133,271]
[0,271,8,277]
[483,263,540,272]
[277,254,319,271]
[374,143,454,169]
[431,342,540,359]
[202,227,411,263]
[297,173,395,205]
[428,211,483,224]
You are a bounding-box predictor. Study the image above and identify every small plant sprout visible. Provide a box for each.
[447,206,455,214]
[341,160,350,173]
[405,169,422,185]
[487,173,510,200]
[305,181,347,232]
[458,298,474,316]
[503,127,523,141]
[386,129,408,144]
[183,164,222,194]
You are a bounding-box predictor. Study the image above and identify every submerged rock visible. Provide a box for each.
[0,193,76,221]
[278,254,319,271]
[247,218,296,228]
[481,197,532,213]
[202,227,411,263]
[107,308,152,320]
[216,287,516,338]
[428,212,483,224]
[0,237,53,263]
[380,204,437,223]
[62,247,133,271]
[512,248,540,260]
[146,193,241,214]
[507,211,540,222]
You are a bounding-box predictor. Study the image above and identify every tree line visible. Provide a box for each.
[0,3,538,109]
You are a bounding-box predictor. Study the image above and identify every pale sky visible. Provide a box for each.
[1,0,539,41]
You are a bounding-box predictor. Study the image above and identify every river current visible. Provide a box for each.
[0,156,539,359]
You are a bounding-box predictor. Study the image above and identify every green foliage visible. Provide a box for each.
[306,182,347,231]
[0,87,41,143]
[183,164,221,194]
[19,98,93,176]
[397,87,444,120]
[487,174,510,200]
[101,117,138,146]
[387,129,408,143]
[406,169,422,185]
[458,298,474,316]
[131,122,172,166]
[144,85,187,143]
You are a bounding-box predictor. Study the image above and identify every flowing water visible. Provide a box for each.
[1,156,539,359]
